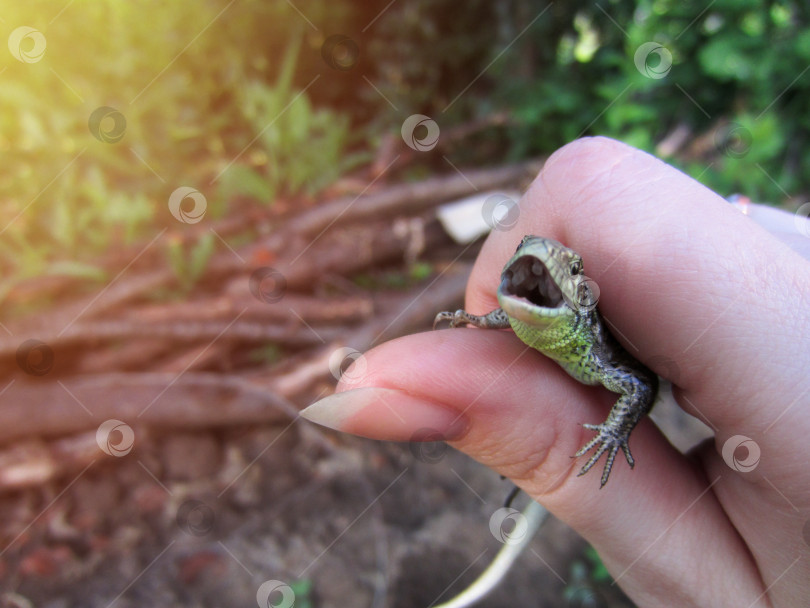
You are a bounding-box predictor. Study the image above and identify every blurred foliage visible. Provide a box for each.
[288,579,314,608]
[562,546,615,607]
[352,261,435,290]
[2,0,808,285]
[583,545,613,583]
[249,343,285,366]
[224,29,366,204]
[0,0,356,286]
[166,232,216,293]
[369,0,809,201]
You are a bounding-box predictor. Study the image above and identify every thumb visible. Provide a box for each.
[301,329,765,607]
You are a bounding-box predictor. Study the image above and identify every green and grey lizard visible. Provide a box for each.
[435,235,658,487]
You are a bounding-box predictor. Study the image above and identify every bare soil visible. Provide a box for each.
[0,420,641,608]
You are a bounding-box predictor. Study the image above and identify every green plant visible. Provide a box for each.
[608,0,807,201]
[369,0,809,202]
[249,343,284,365]
[288,579,314,608]
[1,1,357,286]
[220,31,363,205]
[583,545,612,583]
[166,232,216,293]
[562,545,612,607]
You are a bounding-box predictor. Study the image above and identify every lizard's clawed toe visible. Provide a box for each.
[574,422,634,488]
[433,311,453,329]
[432,309,471,329]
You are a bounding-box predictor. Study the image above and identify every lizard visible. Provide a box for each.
[434,235,659,488]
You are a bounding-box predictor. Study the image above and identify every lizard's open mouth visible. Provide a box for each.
[500,255,564,309]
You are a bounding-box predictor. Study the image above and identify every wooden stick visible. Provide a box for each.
[283,159,541,237]
[0,373,297,445]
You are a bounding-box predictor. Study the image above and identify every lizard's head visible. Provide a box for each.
[497,235,593,324]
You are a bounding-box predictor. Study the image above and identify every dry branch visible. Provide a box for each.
[283,158,542,238]
[270,261,471,397]
[56,318,339,347]
[0,262,472,444]
[0,219,452,358]
[125,293,374,324]
[0,433,99,491]
[0,373,297,445]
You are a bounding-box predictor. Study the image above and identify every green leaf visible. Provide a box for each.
[218,165,275,204]
[698,35,756,81]
[46,261,108,282]
[584,545,612,583]
[408,261,433,281]
[188,232,216,284]
[166,237,188,290]
[796,29,810,61]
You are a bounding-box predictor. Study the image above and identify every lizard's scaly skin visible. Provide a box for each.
[434,235,658,487]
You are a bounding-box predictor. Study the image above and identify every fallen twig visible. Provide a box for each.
[283,159,541,238]
[0,373,298,445]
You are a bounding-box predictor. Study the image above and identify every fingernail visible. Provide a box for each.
[299,387,469,442]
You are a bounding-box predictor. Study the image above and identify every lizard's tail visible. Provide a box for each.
[431,500,549,608]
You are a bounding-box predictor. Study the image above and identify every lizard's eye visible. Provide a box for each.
[570,260,582,275]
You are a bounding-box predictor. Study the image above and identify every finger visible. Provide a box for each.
[301,329,766,606]
[731,199,810,259]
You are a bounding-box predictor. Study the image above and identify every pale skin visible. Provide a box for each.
[301,137,810,607]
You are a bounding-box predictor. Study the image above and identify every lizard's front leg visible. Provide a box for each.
[433,307,512,330]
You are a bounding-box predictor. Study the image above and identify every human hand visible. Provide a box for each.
[301,137,810,607]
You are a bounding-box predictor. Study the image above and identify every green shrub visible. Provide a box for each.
[1,0,353,285]
[369,0,809,202]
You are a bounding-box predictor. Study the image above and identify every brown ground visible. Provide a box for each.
[0,418,644,608]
